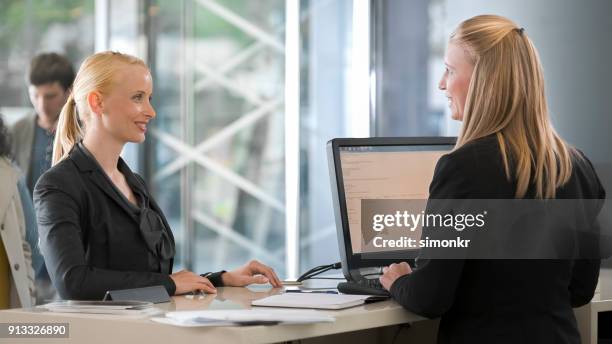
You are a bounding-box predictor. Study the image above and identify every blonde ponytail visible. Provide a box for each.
[52,93,82,166]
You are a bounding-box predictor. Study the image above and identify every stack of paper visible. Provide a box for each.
[252,293,386,310]
[40,300,159,316]
[152,309,335,327]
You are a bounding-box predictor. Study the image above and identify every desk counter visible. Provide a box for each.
[0,284,428,344]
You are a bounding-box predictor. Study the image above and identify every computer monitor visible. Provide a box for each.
[327,137,456,281]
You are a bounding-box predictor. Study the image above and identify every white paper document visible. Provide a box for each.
[37,300,158,314]
[152,309,335,327]
[251,293,381,310]
[39,300,160,316]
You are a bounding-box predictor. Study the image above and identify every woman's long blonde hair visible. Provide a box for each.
[453,15,573,199]
[52,51,146,166]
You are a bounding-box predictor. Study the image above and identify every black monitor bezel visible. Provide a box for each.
[327,137,457,279]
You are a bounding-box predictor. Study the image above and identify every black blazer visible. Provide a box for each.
[33,144,179,300]
[389,135,605,344]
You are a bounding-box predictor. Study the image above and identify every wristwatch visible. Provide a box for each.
[200,270,226,287]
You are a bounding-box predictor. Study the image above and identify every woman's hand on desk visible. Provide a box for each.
[170,270,217,295]
[221,260,282,288]
[380,262,412,291]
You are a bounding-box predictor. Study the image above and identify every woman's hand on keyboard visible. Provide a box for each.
[379,262,412,291]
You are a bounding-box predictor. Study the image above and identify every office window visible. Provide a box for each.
[298,0,353,271]
[0,0,94,123]
[146,0,287,274]
[371,0,458,137]
[296,0,458,272]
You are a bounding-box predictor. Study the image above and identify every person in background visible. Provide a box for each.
[9,52,74,304]
[379,15,604,344]
[10,52,75,194]
[0,115,36,308]
[34,51,282,300]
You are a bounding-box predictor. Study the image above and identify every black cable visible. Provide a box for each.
[296,263,383,283]
[298,264,329,278]
[307,277,345,280]
[297,264,336,281]
[298,266,334,282]
[296,262,342,282]
[296,266,329,282]
[302,265,329,276]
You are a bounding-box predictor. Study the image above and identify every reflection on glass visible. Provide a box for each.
[147,0,286,276]
[0,1,94,122]
[372,0,459,137]
[298,0,353,272]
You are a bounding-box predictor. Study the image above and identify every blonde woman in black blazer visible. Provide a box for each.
[34,51,281,300]
[379,15,606,344]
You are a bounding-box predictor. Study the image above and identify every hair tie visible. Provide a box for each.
[517,27,525,35]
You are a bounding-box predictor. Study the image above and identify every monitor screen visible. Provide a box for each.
[339,145,450,254]
[327,137,456,271]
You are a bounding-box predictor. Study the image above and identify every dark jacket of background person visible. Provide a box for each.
[34,143,178,300]
[389,135,605,344]
[9,112,36,183]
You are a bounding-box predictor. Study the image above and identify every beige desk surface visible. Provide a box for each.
[5,273,610,344]
[0,280,426,344]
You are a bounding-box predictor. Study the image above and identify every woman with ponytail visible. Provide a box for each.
[34,51,281,300]
[378,15,605,343]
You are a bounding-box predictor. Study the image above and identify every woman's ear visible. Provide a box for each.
[87,91,104,117]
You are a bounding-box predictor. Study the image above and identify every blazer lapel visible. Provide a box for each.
[118,159,147,199]
[70,143,140,223]
[88,170,140,222]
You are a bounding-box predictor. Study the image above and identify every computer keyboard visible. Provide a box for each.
[337,279,390,297]
[362,278,383,289]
